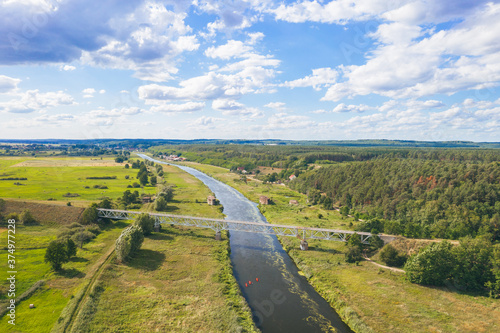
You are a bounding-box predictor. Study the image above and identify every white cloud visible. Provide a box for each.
[263,113,315,130]
[150,102,205,113]
[82,88,96,98]
[284,68,338,90]
[99,89,106,94]
[332,103,372,113]
[60,65,76,71]
[321,2,500,101]
[205,40,253,59]
[0,75,20,93]
[265,102,286,110]
[212,99,263,118]
[0,90,75,113]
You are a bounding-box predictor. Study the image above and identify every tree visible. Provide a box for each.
[65,239,77,259]
[134,213,155,235]
[452,236,493,291]
[155,196,168,212]
[115,156,125,163]
[150,175,157,186]
[80,207,98,225]
[124,163,130,169]
[345,246,363,263]
[97,197,113,209]
[45,241,69,271]
[158,186,174,201]
[115,225,144,263]
[368,234,384,251]
[20,210,37,225]
[486,244,500,298]
[404,241,455,286]
[345,233,364,263]
[139,172,148,186]
[380,244,407,267]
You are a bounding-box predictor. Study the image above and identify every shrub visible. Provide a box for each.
[85,224,101,236]
[6,212,19,222]
[20,210,37,225]
[404,241,455,286]
[380,244,407,267]
[345,246,363,263]
[80,207,98,225]
[71,230,96,248]
[154,196,168,212]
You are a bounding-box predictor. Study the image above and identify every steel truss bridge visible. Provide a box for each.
[97,209,381,245]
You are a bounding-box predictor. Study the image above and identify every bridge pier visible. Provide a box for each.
[215,230,222,241]
[300,240,308,251]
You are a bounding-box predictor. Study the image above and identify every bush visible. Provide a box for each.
[6,212,19,222]
[134,213,155,235]
[85,224,101,236]
[345,246,363,263]
[80,207,98,225]
[154,196,168,212]
[20,210,37,225]
[404,241,455,286]
[71,230,96,248]
[380,244,407,267]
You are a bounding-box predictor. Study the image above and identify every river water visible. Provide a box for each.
[139,155,353,333]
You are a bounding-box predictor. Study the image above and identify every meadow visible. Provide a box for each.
[0,157,150,204]
[0,156,257,332]
[179,161,500,333]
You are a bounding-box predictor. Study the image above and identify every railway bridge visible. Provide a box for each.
[97,208,395,250]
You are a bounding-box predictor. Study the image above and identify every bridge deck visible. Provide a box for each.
[97,208,384,244]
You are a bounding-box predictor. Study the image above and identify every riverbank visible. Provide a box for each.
[178,161,500,333]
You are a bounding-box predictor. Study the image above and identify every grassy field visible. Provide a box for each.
[0,157,151,203]
[0,221,129,332]
[179,161,500,333]
[0,156,257,332]
[180,161,361,230]
[81,227,256,333]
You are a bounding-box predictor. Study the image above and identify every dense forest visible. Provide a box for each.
[152,145,500,242]
[290,158,500,241]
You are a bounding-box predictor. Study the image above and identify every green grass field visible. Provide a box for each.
[180,161,500,333]
[0,156,257,332]
[0,157,146,203]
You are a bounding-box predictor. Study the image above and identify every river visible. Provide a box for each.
[139,155,353,333]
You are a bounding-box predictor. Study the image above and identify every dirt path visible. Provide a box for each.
[64,246,115,333]
[363,254,405,273]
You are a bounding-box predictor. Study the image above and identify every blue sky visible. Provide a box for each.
[1,0,500,141]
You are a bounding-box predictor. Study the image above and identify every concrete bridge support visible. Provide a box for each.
[215,230,222,241]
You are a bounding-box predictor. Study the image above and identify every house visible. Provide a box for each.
[289,200,299,205]
[237,167,246,173]
[289,174,297,181]
[259,195,270,205]
[207,195,217,205]
[142,196,152,204]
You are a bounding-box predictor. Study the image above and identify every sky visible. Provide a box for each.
[1,0,500,141]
